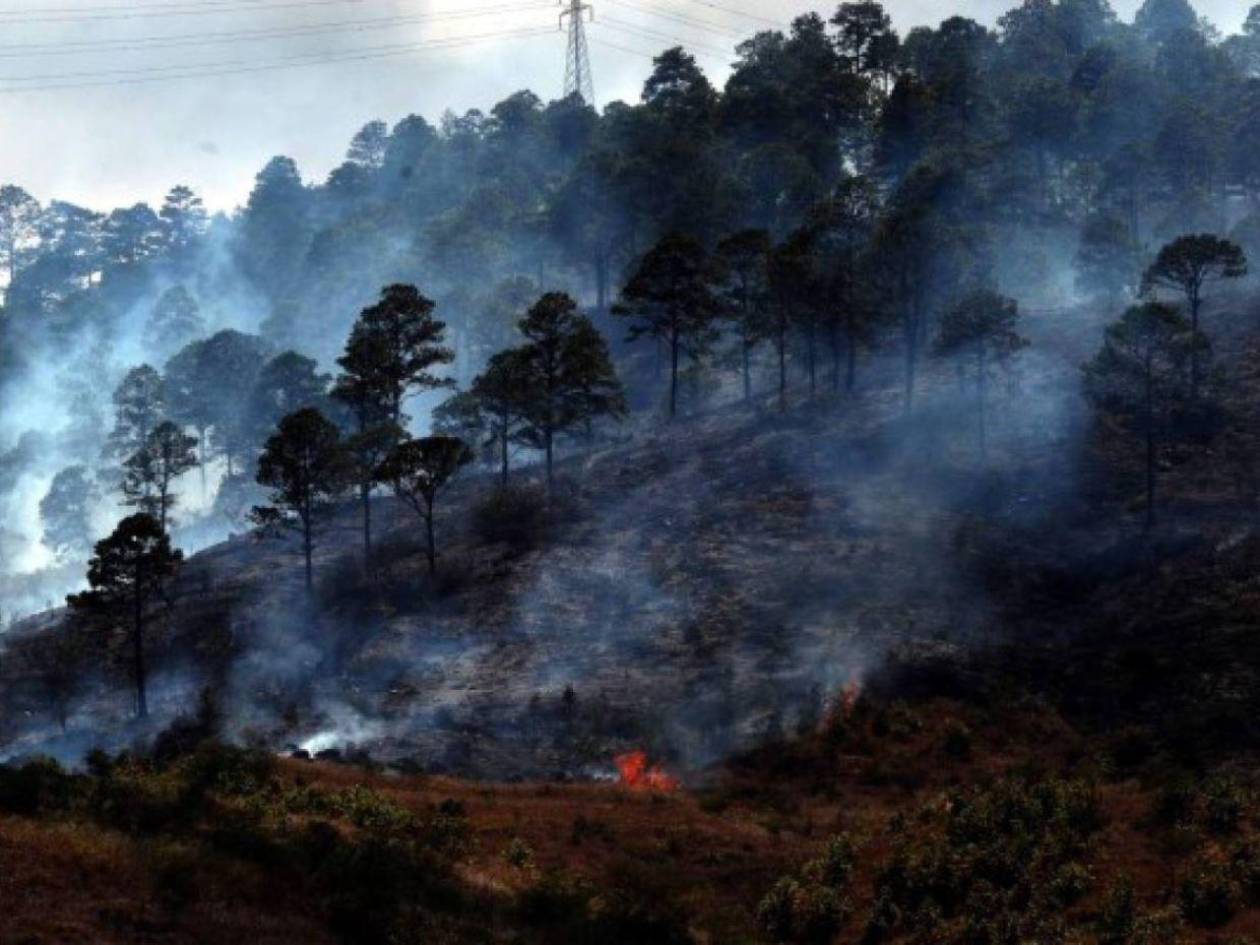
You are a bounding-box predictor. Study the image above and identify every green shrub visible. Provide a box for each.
[1203,774,1247,835]
[1231,839,1260,903]
[333,785,416,834]
[1096,879,1135,945]
[504,836,534,869]
[1129,908,1185,945]
[1179,858,1239,928]
[803,833,856,889]
[1049,861,1092,906]
[757,876,849,945]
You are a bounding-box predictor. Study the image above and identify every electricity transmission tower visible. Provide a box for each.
[560,0,595,105]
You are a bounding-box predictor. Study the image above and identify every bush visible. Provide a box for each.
[1179,858,1239,928]
[0,757,78,815]
[504,836,534,869]
[472,485,550,551]
[1096,879,1135,945]
[1129,908,1185,945]
[1204,774,1247,835]
[1049,861,1092,906]
[803,834,856,889]
[1231,839,1260,904]
[757,876,849,945]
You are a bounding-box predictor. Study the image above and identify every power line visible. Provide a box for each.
[588,35,655,59]
[662,0,782,28]
[0,2,556,58]
[0,0,367,24]
[605,0,746,38]
[600,17,733,57]
[0,24,558,92]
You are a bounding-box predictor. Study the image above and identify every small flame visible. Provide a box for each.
[820,674,862,732]
[839,675,861,717]
[613,751,678,792]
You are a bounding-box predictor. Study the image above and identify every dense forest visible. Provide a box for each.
[3,0,1260,616]
[9,0,1260,942]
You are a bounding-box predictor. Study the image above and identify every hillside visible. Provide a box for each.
[7,285,1260,775]
[6,689,1260,945]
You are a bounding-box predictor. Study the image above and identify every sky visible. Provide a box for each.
[0,0,1246,213]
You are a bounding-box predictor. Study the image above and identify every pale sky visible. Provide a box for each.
[0,0,1246,213]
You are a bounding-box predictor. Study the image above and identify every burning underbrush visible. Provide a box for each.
[7,686,1260,944]
[612,750,679,792]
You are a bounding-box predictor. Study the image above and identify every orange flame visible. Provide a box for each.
[614,751,678,792]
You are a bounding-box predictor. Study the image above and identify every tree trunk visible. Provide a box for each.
[361,481,372,567]
[778,327,787,411]
[669,328,680,420]
[303,509,314,594]
[133,578,148,720]
[425,502,437,575]
[595,254,609,313]
[742,342,751,403]
[977,346,988,464]
[500,427,510,489]
[1189,285,1202,397]
[545,428,555,494]
[806,322,817,400]
[902,271,919,412]
[1145,359,1155,530]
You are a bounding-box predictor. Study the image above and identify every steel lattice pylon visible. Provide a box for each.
[560,0,595,105]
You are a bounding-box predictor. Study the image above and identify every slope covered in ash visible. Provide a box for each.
[8,285,1260,777]
[0,314,1083,776]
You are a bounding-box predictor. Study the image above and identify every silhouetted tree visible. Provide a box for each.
[0,185,39,289]
[238,351,331,460]
[1135,0,1200,46]
[934,289,1028,461]
[101,203,165,267]
[166,330,270,492]
[332,284,453,561]
[714,229,772,402]
[253,408,351,592]
[809,177,882,393]
[122,421,198,532]
[471,347,533,487]
[1083,302,1205,527]
[347,119,389,168]
[159,185,208,265]
[832,1,899,81]
[517,292,625,488]
[615,234,721,419]
[378,436,473,574]
[106,365,166,463]
[67,513,183,719]
[335,283,455,427]
[1142,234,1247,392]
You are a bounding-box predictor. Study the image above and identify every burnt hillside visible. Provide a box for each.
[5,288,1260,778]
